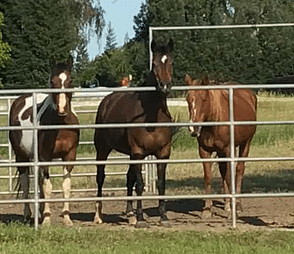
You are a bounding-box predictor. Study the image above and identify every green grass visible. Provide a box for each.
[0,223,294,254]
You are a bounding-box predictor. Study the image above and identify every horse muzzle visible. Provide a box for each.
[188,125,202,137]
[156,82,171,94]
[58,112,68,117]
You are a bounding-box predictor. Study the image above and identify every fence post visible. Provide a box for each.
[7,98,13,193]
[229,87,236,228]
[32,92,40,230]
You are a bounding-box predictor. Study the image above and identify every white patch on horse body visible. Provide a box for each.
[58,72,67,114]
[161,55,167,64]
[18,94,48,157]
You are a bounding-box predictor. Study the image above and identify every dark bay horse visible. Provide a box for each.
[185,74,257,218]
[9,57,79,225]
[94,39,174,228]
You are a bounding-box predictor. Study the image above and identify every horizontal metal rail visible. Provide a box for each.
[2,191,294,205]
[1,81,294,230]
[150,23,294,31]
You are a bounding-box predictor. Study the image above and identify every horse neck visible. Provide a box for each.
[138,71,170,119]
[207,90,228,121]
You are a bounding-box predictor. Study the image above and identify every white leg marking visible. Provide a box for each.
[93,201,103,224]
[62,167,73,226]
[42,178,52,225]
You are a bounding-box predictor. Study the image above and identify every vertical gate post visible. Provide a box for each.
[7,98,13,193]
[229,87,236,228]
[32,92,39,230]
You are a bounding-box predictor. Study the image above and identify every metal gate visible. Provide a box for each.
[1,23,294,230]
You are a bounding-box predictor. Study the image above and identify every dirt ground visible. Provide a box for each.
[1,191,294,232]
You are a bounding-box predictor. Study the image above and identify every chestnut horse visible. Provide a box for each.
[93,39,174,228]
[185,74,257,217]
[9,57,79,225]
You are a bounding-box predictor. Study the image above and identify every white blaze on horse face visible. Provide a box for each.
[18,94,48,157]
[58,72,67,115]
[188,101,201,136]
[161,55,167,64]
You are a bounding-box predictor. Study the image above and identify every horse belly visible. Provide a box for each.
[15,94,48,158]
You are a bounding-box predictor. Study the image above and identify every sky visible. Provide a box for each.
[88,0,144,59]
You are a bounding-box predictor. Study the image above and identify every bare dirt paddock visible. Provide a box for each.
[1,191,294,232]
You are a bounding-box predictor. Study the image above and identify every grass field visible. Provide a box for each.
[0,223,294,254]
[1,93,294,253]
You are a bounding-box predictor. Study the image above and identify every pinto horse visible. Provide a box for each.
[185,74,257,217]
[93,39,174,228]
[9,57,79,225]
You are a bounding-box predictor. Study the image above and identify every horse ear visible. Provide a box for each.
[185,74,193,86]
[167,38,173,53]
[66,55,73,69]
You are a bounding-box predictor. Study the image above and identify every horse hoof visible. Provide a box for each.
[42,216,51,226]
[128,215,137,226]
[201,210,212,220]
[135,221,148,228]
[160,220,172,228]
[63,215,73,227]
[93,216,103,224]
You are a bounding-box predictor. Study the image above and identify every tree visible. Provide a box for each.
[146,0,294,86]
[0,0,104,88]
[104,22,117,52]
[0,12,10,87]
[74,36,91,87]
[133,0,152,43]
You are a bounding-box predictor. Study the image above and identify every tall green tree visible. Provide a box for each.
[0,12,10,87]
[0,12,9,68]
[133,0,152,43]
[104,22,117,52]
[0,0,104,88]
[147,0,294,85]
[74,36,91,87]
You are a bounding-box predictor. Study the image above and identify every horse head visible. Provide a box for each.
[50,56,73,116]
[185,74,210,137]
[151,38,173,94]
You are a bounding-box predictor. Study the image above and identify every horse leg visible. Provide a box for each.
[41,166,52,225]
[17,164,31,222]
[235,142,251,212]
[134,162,146,228]
[61,148,76,226]
[62,165,73,226]
[157,162,171,227]
[129,153,146,228]
[217,152,231,212]
[199,146,213,218]
[126,164,137,225]
[93,146,111,224]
